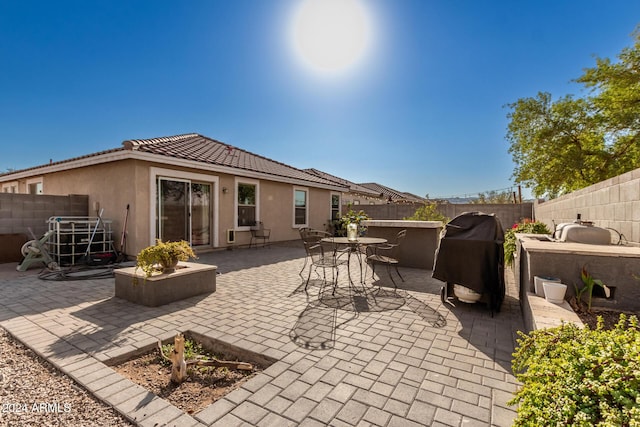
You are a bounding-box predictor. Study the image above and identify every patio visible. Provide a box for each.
[0,242,522,426]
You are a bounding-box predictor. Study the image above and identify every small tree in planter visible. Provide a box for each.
[509,314,640,425]
[135,239,197,278]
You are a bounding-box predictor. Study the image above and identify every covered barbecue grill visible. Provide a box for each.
[432,212,505,313]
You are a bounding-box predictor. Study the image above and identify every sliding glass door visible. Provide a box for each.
[191,183,211,246]
[157,177,212,246]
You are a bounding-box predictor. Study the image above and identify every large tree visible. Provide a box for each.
[506,29,640,198]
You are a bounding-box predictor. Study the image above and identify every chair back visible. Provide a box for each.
[393,229,407,258]
[300,228,331,244]
[304,239,338,265]
[251,221,270,238]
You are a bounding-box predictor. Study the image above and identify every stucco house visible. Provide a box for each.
[358,182,426,204]
[304,168,385,205]
[304,169,425,206]
[0,133,348,256]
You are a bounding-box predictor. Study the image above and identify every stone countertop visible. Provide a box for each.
[518,233,640,257]
[362,220,443,228]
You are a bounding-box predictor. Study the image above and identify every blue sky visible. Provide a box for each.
[1,1,639,199]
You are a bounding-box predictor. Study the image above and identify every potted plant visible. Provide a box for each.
[338,207,370,237]
[135,239,197,277]
[115,239,216,307]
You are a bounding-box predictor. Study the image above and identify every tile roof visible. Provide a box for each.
[358,182,425,203]
[123,133,341,187]
[304,168,382,197]
[0,133,345,190]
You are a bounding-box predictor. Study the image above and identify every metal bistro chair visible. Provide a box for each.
[303,238,346,294]
[299,228,332,278]
[250,221,271,248]
[366,229,407,289]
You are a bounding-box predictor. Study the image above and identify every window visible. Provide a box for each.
[1,182,17,193]
[26,178,43,195]
[294,188,308,226]
[237,182,257,227]
[331,193,341,220]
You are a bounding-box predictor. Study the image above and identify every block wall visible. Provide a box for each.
[534,167,640,245]
[0,193,88,237]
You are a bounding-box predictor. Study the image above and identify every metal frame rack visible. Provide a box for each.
[47,216,115,266]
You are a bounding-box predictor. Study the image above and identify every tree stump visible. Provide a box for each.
[157,333,253,385]
[170,333,187,384]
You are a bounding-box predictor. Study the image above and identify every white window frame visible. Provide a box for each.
[149,167,219,248]
[234,177,260,231]
[26,177,43,194]
[1,181,18,193]
[330,192,341,221]
[293,187,309,228]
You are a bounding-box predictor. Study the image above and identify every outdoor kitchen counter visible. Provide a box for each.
[520,234,640,257]
[516,233,640,313]
[361,220,443,269]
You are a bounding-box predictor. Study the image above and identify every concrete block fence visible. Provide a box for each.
[0,193,88,262]
[534,167,640,245]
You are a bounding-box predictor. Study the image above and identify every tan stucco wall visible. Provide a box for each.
[41,159,148,256]
[36,159,338,256]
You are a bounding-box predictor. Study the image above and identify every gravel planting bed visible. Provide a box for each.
[0,327,133,427]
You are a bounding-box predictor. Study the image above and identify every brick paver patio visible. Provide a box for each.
[0,242,522,426]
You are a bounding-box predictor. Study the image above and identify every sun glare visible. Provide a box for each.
[290,0,373,76]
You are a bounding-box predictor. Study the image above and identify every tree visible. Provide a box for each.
[472,190,514,204]
[506,29,640,198]
[405,201,449,222]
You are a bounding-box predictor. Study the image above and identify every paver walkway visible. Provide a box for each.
[0,243,523,426]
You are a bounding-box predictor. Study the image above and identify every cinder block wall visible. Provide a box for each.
[0,194,88,262]
[0,193,88,236]
[534,167,640,245]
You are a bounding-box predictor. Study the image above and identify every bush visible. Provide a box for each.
[509,314,640,426]
[404,202,449,222]
[503,219,551,265]
[135,239,197,277]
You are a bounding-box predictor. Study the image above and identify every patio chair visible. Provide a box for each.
[250,221,271,248]
[304,238,346,294]
[366,229,407,289]
[299,228,332,278]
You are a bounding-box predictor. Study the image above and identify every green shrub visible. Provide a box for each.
[503,219,551,265]
[135,239,197,277]
[404,202,449,222]
[509,314,640,426]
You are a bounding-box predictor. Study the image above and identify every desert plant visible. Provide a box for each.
[404,201,449,222]
[509,314,640,426]
[503,219,551,265]
[574,266,611,312]
[135,239,197,278]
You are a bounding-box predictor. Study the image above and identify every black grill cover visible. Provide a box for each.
[432,212,505,312]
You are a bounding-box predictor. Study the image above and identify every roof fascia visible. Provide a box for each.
[0,150,346,192]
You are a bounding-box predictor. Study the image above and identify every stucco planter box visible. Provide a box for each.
[114,261,216,307]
